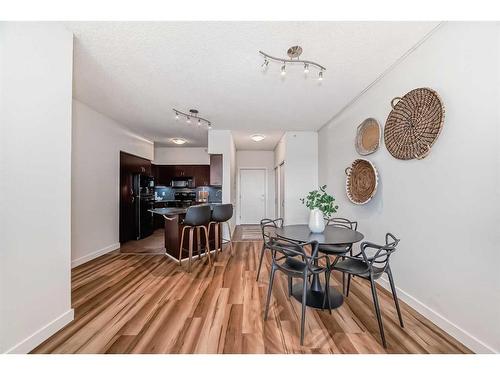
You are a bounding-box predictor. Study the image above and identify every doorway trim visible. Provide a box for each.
[238,167,268,224]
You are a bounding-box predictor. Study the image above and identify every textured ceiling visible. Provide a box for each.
[67,21,439,149]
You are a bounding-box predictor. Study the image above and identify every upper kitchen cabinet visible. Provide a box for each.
[154,165,175,186]
[210,154,223,186]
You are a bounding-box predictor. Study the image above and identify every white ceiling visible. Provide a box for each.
[67,21,438,149]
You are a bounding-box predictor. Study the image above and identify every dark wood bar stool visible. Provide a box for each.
[208,204,233,259]
[178,205,212,272]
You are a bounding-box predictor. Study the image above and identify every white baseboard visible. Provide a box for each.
[71,242,120,268]
[5,309,74,354]
[377,276,496,354]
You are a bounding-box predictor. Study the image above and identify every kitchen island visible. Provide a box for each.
[149,206,221,262]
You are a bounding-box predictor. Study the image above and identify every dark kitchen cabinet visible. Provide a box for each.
[154,165,175,186]
[193,165,210,186]
[210,154,223,186]
[153,164,210,187]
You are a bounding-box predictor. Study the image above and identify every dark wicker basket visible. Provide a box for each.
[345,159,379,205]
[384,88,445,160]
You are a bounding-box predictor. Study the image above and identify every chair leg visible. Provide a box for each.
[178,226,188,266]
[387,267,404,328]
[323,271,332,314]
[196,227,202,260]
[287,275,293,297]
[226,221,233,256]
[346,274,352,297]
[187,228,194,273]
[264,266,276,320]
[201,225,212,267]
[211,222,218,260]
[300,275,308,346]
[256,243,266,281]
[369,275,387,348]
[342,272,346,295]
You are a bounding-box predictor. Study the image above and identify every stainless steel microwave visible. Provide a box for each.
[171,178,194,188]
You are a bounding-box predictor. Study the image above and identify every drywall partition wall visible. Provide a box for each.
[277,132,319,225]
[208,129,237,235]
[318,22,500,353]
[236,151,276,224]
[72,100,154,267]
[0,23,74,353]
[154,147,210,165]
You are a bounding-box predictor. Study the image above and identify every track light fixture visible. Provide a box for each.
[172,108,212,129]
[259,45,326,80]
[318,70,324,81]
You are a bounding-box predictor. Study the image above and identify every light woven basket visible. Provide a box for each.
[345,159,379,205]
[355,118,381,155]
[384,87,445,160]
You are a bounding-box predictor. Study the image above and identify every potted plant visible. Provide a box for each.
[300,185,338,233]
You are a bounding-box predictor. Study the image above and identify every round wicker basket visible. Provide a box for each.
[384,87,445,160]
[355,118,381,155]
[345,159,379,205]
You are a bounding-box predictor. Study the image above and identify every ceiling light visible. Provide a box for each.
[172,108,212,129]
[251,134,266,142]
[171,138,187,145]
[259,46,326,81]
[261,59,269,70]
[318,70,324,81]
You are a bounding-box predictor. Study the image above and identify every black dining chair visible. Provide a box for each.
[328,233,403,348]
[264,238,330,345]
[178,205,212,272]
[256,218,285,281]
[319,218,358,294]
[207,204,234,259]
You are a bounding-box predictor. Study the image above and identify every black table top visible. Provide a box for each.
[274,224,364,245]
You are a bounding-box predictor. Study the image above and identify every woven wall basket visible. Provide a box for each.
[384,87,445,160]
[355,118,381,155]
[345,159,379,205]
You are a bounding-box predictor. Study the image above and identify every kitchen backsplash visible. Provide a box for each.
[155,186,222,203]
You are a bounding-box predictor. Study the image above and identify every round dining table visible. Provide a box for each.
[274,224,364,309]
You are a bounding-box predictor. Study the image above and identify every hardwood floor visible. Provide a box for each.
[32,240,472,354]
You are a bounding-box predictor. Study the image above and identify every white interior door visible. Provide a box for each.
[240,168,266,224]
[279,162,285,221]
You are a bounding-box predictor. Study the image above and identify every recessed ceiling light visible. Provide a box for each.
[171,138,187,145]
[251,134,266,142]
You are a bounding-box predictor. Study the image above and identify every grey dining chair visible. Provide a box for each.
[328,233,403,348]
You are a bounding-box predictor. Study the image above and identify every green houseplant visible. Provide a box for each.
[300,185,338,233]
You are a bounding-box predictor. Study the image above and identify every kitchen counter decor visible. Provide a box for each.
[384,87,445,160]
[355,118,381,155]
[345,159,378,205]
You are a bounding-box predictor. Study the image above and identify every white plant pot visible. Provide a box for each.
[308,208,325,233]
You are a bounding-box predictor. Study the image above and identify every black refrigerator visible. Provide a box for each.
[132,174,155,240]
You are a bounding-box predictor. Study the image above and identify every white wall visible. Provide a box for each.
[154,146,209,165]
[318,22,500,353]
[208,130,237,234]
[236,151,276,224]
[274,132,318,225]
[0,23,74,353]
[72,100,154,267]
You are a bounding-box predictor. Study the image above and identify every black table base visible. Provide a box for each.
[291,281,344,309]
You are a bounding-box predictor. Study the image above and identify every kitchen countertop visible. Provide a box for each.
[149,207,187,216]
[149,203,223,216]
